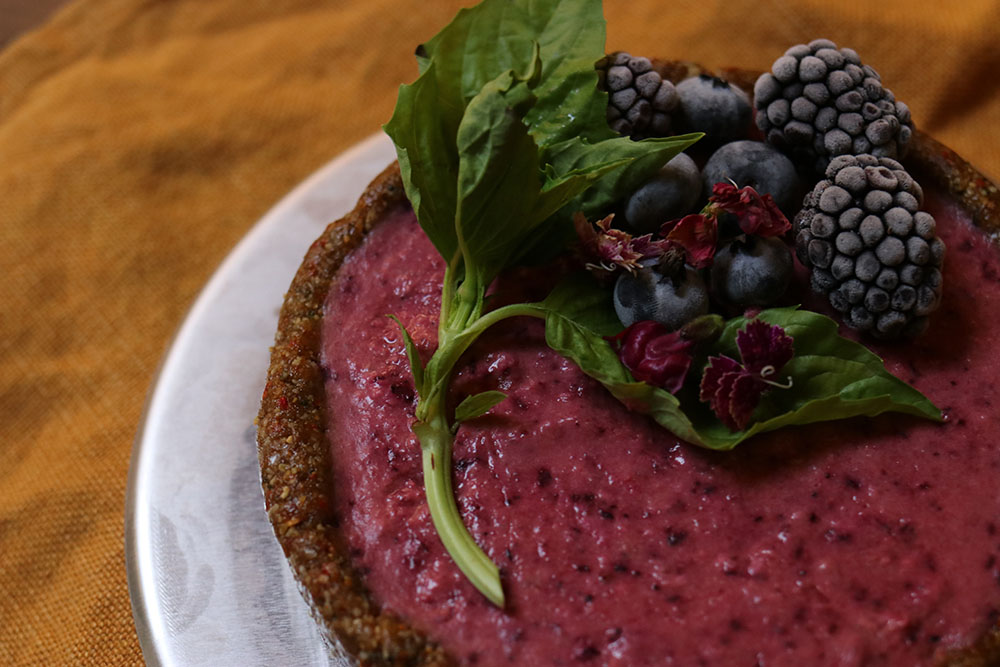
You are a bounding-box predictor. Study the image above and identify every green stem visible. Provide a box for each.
[468,302,544,333]
[438,249,463,340]
[416,400,504,606]
[451,270,483,330]
[411,300,546,607]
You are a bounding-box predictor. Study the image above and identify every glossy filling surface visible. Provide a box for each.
[320,194,1000,666]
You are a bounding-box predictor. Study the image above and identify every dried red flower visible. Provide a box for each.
[574,212,668,274]
[659,213,718,269]
[610,320,695,394]
[709,182,791,238]
[699,319,794,431]
[576,183,787,283]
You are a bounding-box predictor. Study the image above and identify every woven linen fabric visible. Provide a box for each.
[0,0,997,664]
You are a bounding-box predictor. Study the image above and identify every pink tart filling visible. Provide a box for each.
[320,191,1000,666]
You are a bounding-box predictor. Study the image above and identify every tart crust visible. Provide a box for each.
[256,63,1000,666]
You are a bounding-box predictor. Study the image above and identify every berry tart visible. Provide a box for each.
[257,2,1000,665]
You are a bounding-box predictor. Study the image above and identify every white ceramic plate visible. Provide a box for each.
[126,133,396,667]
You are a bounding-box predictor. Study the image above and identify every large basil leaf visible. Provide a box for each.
[690,308,944,449]
[535,278,943,451]
[453,64,544,286]
[386,0,701,277]
[416,0,607,145]
[383,62,461,262]
[543,132,702,221]
[452,64,640,286]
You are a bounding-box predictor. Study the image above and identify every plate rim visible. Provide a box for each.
[124,132,395,666]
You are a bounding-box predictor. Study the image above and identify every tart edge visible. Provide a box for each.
[256,162,451,666]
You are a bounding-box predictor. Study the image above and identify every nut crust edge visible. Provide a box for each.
[256,162,452,666]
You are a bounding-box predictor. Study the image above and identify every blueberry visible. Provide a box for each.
[675,74,752,144]
[702,140,803,216]
[624,152,701,233]
[710,236,793,306]
[614,263,709,330]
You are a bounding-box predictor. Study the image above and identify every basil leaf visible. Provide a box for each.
[418,0,606,146]
[543,132,702,221]
[415,2,539,103]
[520,0,612,145]
[535,276,705,444]
[385,0,701,278]
[384,62,461,262]
[535,278,942,451]
[455,391,508,423]
[691,308,944,449]
[415,0,699,153]
[533,287,713,444]
[453,65,543,286]
[537,272,622,336]
[519,131,702,267]
[451,68,617,285]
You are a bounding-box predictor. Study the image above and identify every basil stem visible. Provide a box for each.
[410,291,545,607]
[414,400,503,606]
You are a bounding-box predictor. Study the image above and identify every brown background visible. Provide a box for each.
[1,0,998,664]
[0,0,67,48]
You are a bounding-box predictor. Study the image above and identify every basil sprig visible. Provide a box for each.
[384,0,697,606]
[382,0,939,607]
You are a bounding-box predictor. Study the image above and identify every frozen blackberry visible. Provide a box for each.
[597,52,679,138]
[754,39,914,174]
[794,154,945,339]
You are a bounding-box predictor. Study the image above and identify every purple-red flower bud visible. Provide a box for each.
[611,320,695,394]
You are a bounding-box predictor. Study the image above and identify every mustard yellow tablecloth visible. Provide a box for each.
[1,1,998,664]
